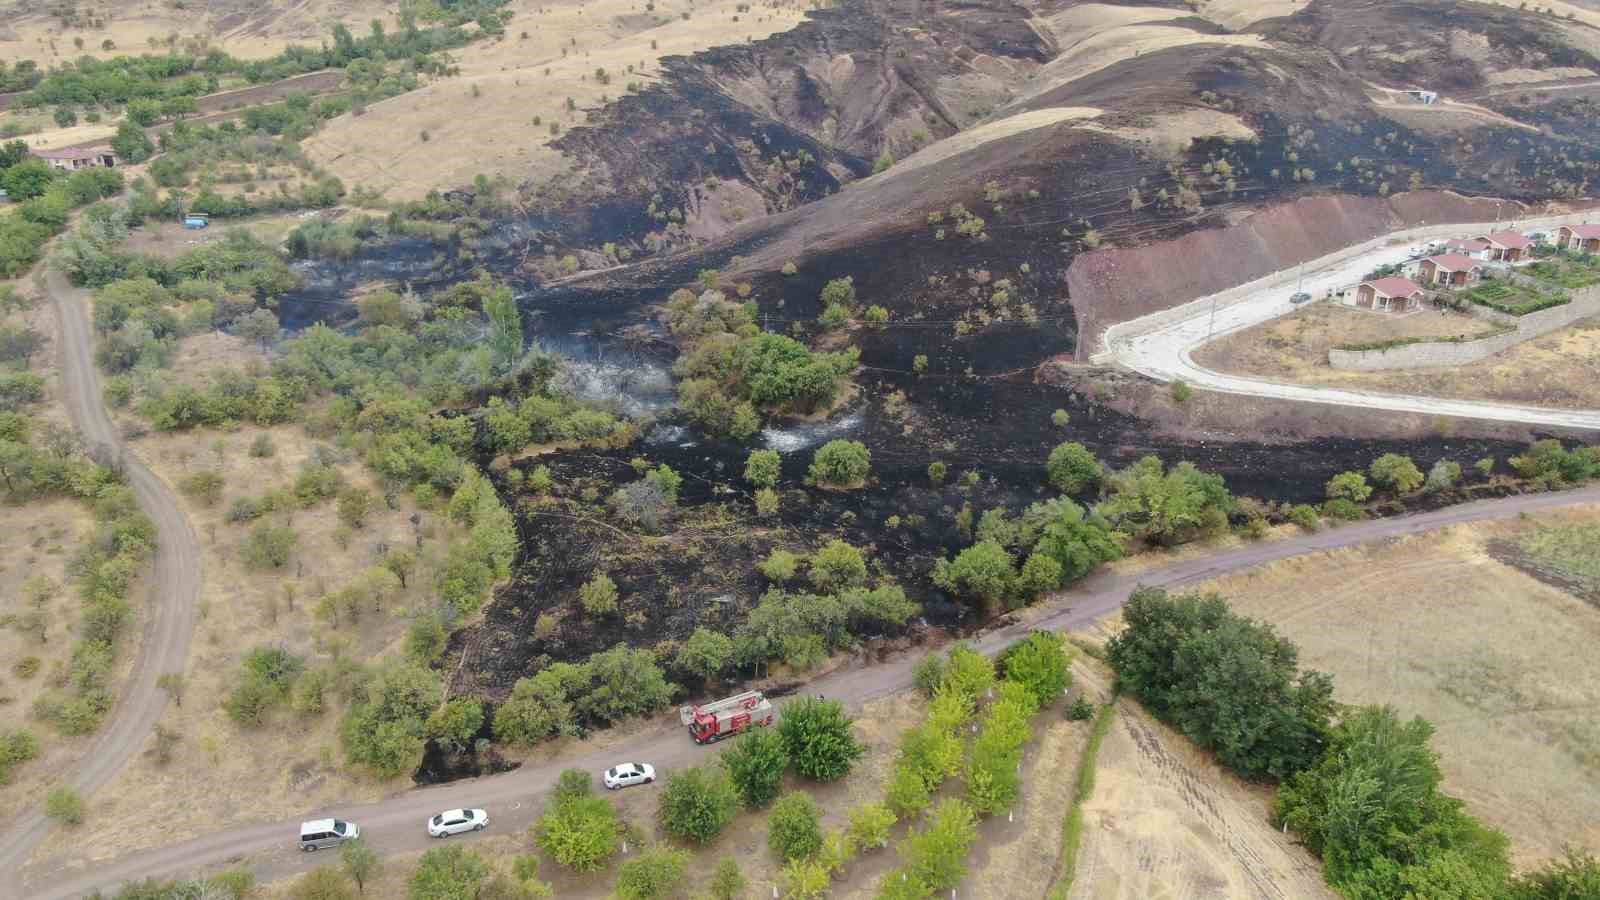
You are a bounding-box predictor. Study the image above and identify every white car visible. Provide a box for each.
[427,808,489,838]
[603,762,656,790]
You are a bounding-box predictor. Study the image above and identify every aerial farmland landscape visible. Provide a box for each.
[0,0,1598,898]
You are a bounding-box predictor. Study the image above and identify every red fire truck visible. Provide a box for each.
[679,690,774,744]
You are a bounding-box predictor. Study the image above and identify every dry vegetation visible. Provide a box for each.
[302,0,812,201]
[119,213,311,263]
[1193,301,1600,409]
[1165,511,1600,866]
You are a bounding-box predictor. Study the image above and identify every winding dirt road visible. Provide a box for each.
[23,482,1600,898]
[0,270,203,884]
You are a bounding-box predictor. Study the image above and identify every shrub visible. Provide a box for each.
[0,729,41,784]
[1066,696,1095,721]
[179,470,225,506]
[758,548,800,582]
[1046,441,1102,494]
[241,522,296,569]
[780,858,830,899]
[410,845,489,900]
[894,798,978,893]
[1288,504,1319,531]
[337,488,374,528]
[808,539,867,591]
[777,697,864,781]
[1425,459,1462,493]
[744,449,781,488]
[847,802,897,852]
[45,785,85,825]
[927,460,947,486]
[291,867,354,900]
[534,791,621,871]
[676,627,734,681]
[657,764,739,844]
[1369,453,1424,493]
[615,846,689,900]
[1097,457,1233,545]
[809,439,871,487]
[1325,471,1372,503]
[720,726,788,808]
[1321,498,1366,521]
[767,792,823,861]
[579,573,619,615]
[997,630,1071,708]
[1052,408,1071,427]
[1170,380,1193,402]
[912,655,945,698]
[754,487,779,517]
[932,540,1015,606]
[1475,456,1496,478]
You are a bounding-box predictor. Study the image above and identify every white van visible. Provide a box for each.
[299,818,360,851]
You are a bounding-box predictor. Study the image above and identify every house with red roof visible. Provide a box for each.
[33,146,117,171]
[1555,224,1600,254]
[1352,276,1426,313]
[1444,238,1491,261]
[1476,231,1531,263]
[1418,253,1482,288]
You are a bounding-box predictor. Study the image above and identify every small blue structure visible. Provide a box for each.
[183,213,209,230]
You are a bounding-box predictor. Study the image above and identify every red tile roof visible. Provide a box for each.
[1566,224,1600,239]
[1366,276,1425,297]
[1424,253,1480,271]
[1482,231,1532,249]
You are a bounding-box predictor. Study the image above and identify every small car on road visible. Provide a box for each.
[428,808,489,838]
[603,762,656,790]
[299,818,359,852]
[1290,291,1313,304]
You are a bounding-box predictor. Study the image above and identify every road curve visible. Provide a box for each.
[0,270,204,882]
[26,482,1600,899]
[1106,210,1600,430]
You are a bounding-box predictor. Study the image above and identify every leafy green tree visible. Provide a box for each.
[720,726,788,808]
[1029,498,1122,582]
[940,644,995,705]
[493,668,577,745]
[780,858,830,899]
[614,846,689,900]
[932,540,1015,606]
[657,763,739,844]
[997,630,1071,708]
[1107,588,1333,779]
[745,449,781,488]
[534,791,621,871]
[897,722,963,791]
[341,837,380,895]
[575,643,675,723]
[337,488,374,529]
[424,698,484,752]
[1017,552,1063,596]
[1510,847,1600,900]
[808,539,867,591]
[885,761,932,818]
[808,439,870,487]
[896,799,978,893]
[1326,471,1372,503]
[847,802,897,852]
[767,791,823,861]
[341,661,441,777]
[410,845,490,900]
[241,522,296,570]
[483,280,524,375]
[1096,457,1233,545]
[677,627,734,681]
[777,697,865,781]
[1047,441,1102,494]
[1370,453,1424,493]
[111,119,155,163]
[1,159,54,200]
[708,857,748,900]
[913,655,945,698]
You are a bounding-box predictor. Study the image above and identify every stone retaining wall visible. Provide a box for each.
[1327,284,1600,371]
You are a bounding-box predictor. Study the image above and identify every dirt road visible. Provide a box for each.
[1104,211,1600,430]
[0,270,203,883]
[24,482,1600,898]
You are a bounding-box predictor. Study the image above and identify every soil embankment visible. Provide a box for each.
[1066,190,1575,352]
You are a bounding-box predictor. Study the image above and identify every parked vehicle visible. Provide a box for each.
[299,818,359,851]
[1290,291,1313,304]
[603,762,656,790]
[679,690,775,744]
[427,808,489,838]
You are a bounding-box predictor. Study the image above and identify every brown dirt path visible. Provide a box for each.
[0,268,203,884]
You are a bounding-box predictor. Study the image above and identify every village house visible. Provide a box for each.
[1555,224,1600,254]
[33,146,117,171]
[1477,231,1531,263]
[1351,276,1426,313]
[1418,253,1482,288]
[1443,238,1491,261]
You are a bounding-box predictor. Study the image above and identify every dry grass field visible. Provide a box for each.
[302,0,813,201]
[1170,511,1600,866]
[1194,302,1600,409]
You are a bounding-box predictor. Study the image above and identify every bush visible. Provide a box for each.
[0,729,40,784]
[997,630,1071,708]
[808,539,867,591]
[754,486,779,518]
[579,573,619,615]
[808,439,871,487]
[1425,459,1462,493]
[894,798,978,893]
[927,461,947,486]
[179,470,225,506]
[758,548,800,582]
[767,792,823,861]
[779,858,830,900]
[912,655,946,698]
[337,488,373,528]
[1066,696,1095,721]
[657,764,738,844]
[241,522,296,569]
[744,449,781,488]
[720,726,788,808]
[708,858,747,900]
[1321,498,1366,521]
[614,846,689,900]
[847,802,897,852]
[534,791,621,871]
[1046,441,1102,494]
[1369,453,1424,493]
[1097,456,1233,545]
[410,845,489,900]
[1288,504,1319,531]
[292,867,355,900]
[932,540,1014,606]
[1107,588,1333,780]
[777,697,864,781]
[1325,471,1372,503]
[45,785,85,825]
[1170,379,1193,402]
[676,627,734,681]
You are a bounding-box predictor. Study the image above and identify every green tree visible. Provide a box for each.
[1326,471,1372,503]
[932,540,1015,606]
[657,763,739,844]
[410,845,490,900]
[808,539,867,591]
[483,280,524,375]
[745,449,781,488]
[337,488,374,529]
[708,857,748,900]
[847,802,897,852]
[424,698,484,752]
[575,643,675,723]
[677,627,734,681]
[293,868,356,900]
[767,792,823,861]
[1047,441,1102,494]
[997,630,1071,708]
[1,159,54,200]
[111,119,155,163]
[45,785,84,825]
[1096,457,1233,545]
[720,726,788,808]
[1510,848,1600,900]
[341,837,380,895]
[0,728,40,784]
[534,791,621,871]
[242,522,296,570]
[579,572,619,615]
[1029,498,1123,582]
[777,697,864,781]
[1370,453,1424,493]
[897,799,978,892]
[493,668,577,745]
[614,846,689,900]
[808,439,870,487]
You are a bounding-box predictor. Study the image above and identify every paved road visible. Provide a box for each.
[0,270,203,882]
[1107,211,1600,431]
[25,482,1600,899]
